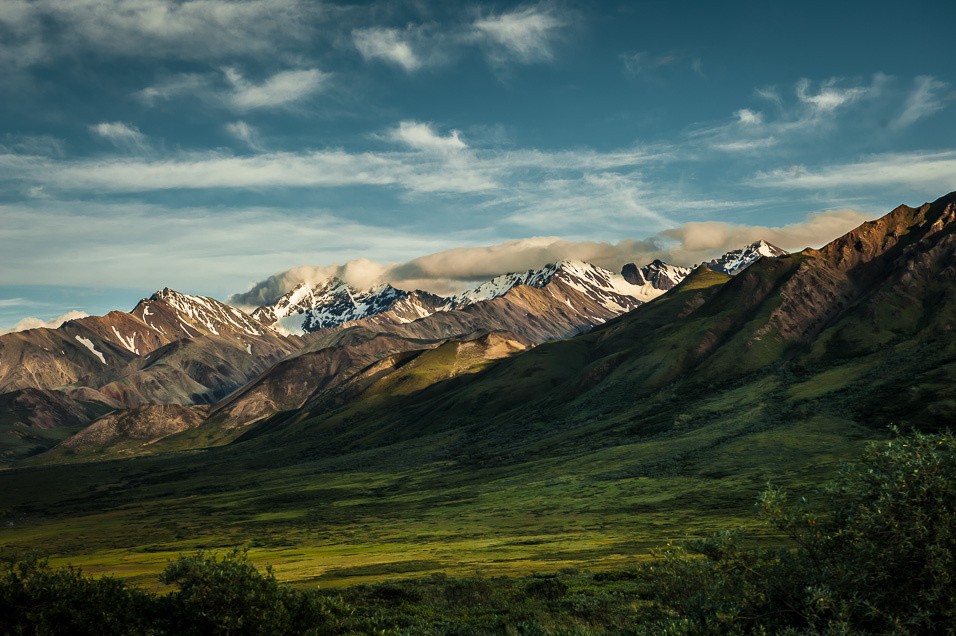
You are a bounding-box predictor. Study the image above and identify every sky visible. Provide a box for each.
[1,0,955,329]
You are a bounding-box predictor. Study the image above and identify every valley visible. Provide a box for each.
[2,193,954,591]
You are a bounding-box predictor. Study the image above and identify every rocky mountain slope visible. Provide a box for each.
[230,192,956,467]
[1,241,794,462]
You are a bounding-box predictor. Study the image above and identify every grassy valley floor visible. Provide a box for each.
[0,404,871,589]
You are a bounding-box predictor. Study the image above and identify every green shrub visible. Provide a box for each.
[0,553,152,635]
[159,548,350,635]
[644,429,956,635]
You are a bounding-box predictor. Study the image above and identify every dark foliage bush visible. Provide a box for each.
[0,553,154,635]
[643,429,956,635]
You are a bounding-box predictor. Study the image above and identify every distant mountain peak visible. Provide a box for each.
[620,259,693,291]
[137,287,267,338]
[706,240,788,276]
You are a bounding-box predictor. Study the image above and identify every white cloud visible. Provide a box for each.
[754,86,783,108]
[0,310,89,335]
[89,121,150,152]
[224,121,262,150]
[135,67,329,111]
[796,78,870,113]
[2,132,662,200]
[711,137,778,153]
[691,76,885,154]
[353,27,423,71]
[388,121,467,153]
[133,73,207,105]
[473,5,565,63]
[223,67,328,110]
[735,109,763,125]
[894,75,948,129]
[751,151,956,191]
[0,0,319,67]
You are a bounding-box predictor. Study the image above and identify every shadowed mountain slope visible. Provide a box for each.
[1,193,955,587]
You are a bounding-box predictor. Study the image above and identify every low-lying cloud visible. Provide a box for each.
[0,310,89,335]
[228,208,868,307]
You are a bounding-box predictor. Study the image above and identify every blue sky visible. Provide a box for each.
[1,0,955,329]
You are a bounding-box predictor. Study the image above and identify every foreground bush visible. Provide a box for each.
[158,548,350,635]
[0,554,153,635]
[644,429,956,634]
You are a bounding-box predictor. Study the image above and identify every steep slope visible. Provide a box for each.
[243,192,956,463]
[0,388,114,460]
[46,404,208,459]
[131,288,271,341]
[0,288,296,460]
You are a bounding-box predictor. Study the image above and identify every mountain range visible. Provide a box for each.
[1,192,955,587]
[0,240,782,461]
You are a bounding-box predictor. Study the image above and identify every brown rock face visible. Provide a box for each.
[759,192,956,345]
[57,404,208,453]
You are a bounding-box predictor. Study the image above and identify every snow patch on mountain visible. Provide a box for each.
[111,326,139,354]
[149,288,265,337]
[74,335,107,364]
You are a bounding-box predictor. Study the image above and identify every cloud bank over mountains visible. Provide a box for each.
[229,208,867,306]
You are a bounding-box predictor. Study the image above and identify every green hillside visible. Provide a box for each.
[1,194,954,589]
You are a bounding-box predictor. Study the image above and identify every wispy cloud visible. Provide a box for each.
[224,67,329,110]
[472,5,565,64]
[133,73,208,106]
[89,121,150,152]
[224,121,263,150]
[2,127,664,201]
[349,4,568,72]
[0,200,451,295]
[754,86,784,108]
[353,27,425,72]
[0,0,319,68]
[795,78,871,113]
[388,121,467,153]
[893,75,948,129]
[135,67,329,111]
[751,151,956,191]
[690,76,883,153]
[711,138,778,153]
[0,297,31,308]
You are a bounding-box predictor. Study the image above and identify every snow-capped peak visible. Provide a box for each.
[249,240,792,336]
[252,278,443,333]
[451,259,662,312]
[707,240,788,275]
[141,288,265,337]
